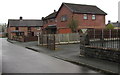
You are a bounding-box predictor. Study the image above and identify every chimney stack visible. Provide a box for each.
[108,20,111,24]
[20,16,23,20]
[41,17,44,20]
[117,21,119,23]
[54,10,56,13]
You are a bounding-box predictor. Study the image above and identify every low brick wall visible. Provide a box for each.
[24,36,38,42]
[84,46,120,63]
[12,36,38,42]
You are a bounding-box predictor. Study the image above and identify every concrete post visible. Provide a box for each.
[67,34,69,44]
[38,33,40,45]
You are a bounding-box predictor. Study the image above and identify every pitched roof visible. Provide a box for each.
[8,19,43,27]
[111,22,120,27]
[44,12,57,20]
[57,3,107,16]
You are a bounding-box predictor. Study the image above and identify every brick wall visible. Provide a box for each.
[8,26,41,40]
[19,27,28,36]
[8,27,16,39]
[58,28,71,34]
[73,14,106,29]
[56,5,73,29]
[85,47,120,63]
[31,27,41,36]
[43,19,56,28]
[42,18,57,34]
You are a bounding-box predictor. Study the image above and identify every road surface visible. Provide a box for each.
[2,38,98,73]
[0,38,2,73]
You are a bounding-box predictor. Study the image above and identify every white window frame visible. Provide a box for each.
[61,15,67,21]
[92,15,96,20]
[83,14,88,20]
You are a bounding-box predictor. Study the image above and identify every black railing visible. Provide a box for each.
[81,29,120,63]
[87,29,120,50]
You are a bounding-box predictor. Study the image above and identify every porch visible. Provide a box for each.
[43,25,57,34]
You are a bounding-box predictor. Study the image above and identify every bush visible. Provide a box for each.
[105,24,114,29]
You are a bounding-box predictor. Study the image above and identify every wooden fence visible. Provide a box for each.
[55,33,80,44]
[87,29,120,39]
[38,33,79,50]
[38,33,80,45]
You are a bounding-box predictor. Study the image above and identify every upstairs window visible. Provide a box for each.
[92,15,96,20]
[83,14,88,19]
[49,19,55,22]
[61,15,68,21]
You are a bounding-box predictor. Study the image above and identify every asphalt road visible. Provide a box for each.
[0,38,2,73]
[2,38,98,73]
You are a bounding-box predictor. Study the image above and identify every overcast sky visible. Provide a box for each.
[0,0,119,24]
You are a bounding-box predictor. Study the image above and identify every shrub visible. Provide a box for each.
[105,24,114,29]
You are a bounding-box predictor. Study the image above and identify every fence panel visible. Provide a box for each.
[38,33,80,50]
[55,33,79,44]
[47,34,55,50]
[39,34,55,50]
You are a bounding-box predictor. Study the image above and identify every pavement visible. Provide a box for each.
[8,39,119,74]
[0,38,2,73]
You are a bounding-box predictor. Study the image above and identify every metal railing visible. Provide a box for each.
[87,29,120,50]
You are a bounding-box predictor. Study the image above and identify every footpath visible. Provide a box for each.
[8,39,119,74]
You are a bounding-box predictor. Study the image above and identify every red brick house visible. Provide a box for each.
[42,3,107,34]
[56,3,107,33]
[7,17,43,42]
[42,10,57,34]
[0,32,6,38]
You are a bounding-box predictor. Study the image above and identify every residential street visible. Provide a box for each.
[1,38,98,73]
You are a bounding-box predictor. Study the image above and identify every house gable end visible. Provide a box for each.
[56,3,73,17]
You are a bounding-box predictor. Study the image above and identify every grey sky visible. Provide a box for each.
[0,0,119,24]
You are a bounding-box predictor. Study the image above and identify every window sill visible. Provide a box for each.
[83,19,88,20]
[61,20,67,22]
[92,19,96,21]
